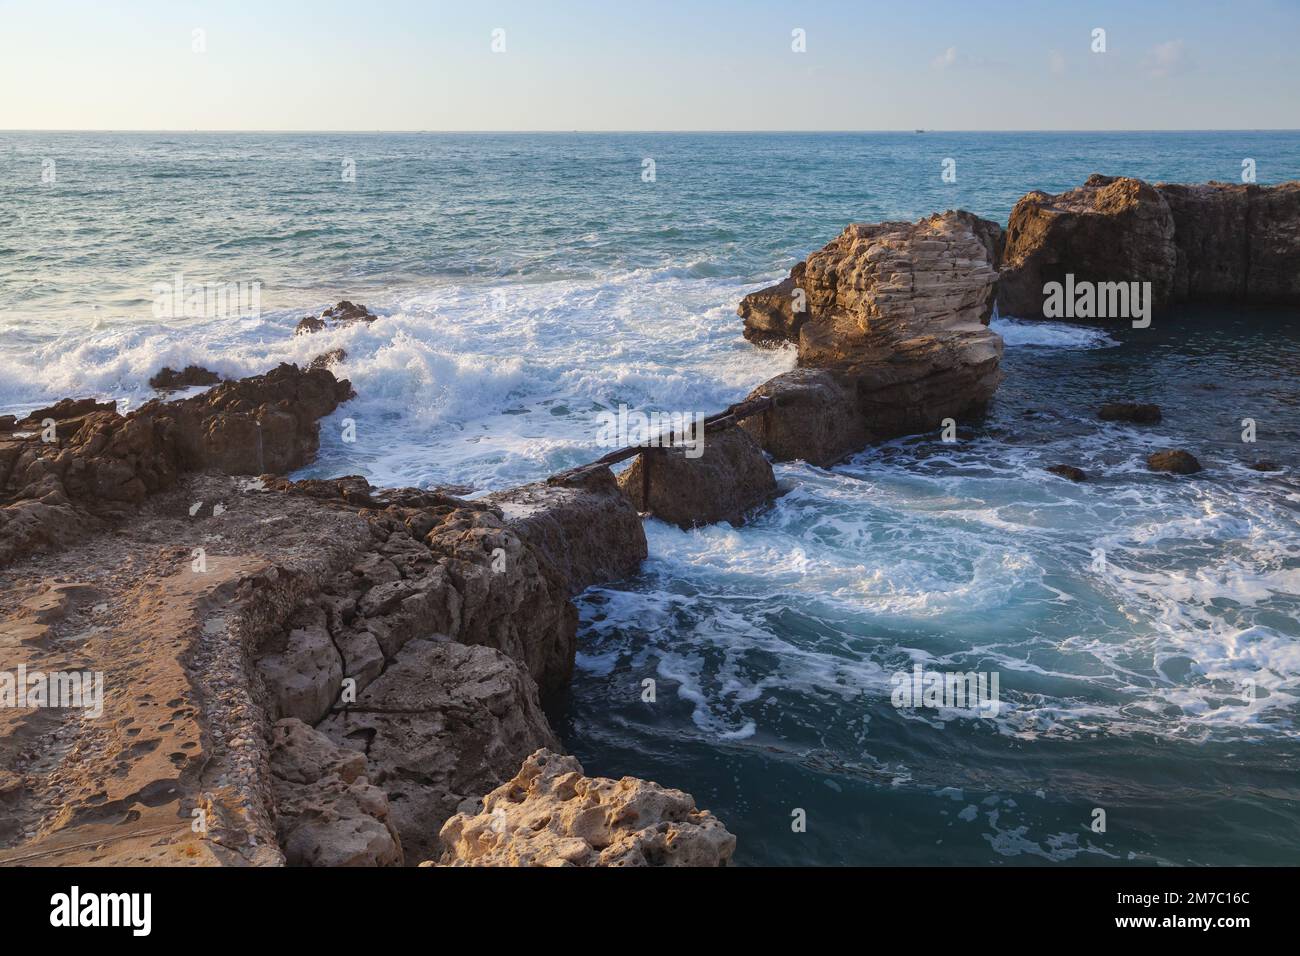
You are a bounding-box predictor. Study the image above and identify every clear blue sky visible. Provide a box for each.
[2,0,1297,130]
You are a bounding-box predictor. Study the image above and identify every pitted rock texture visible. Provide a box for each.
[432,749,736,867]
[0,364,353,567]
[618,424,778,528]
[738,211,1004,465]
[319,640,558,864]
[0,473,371,866]
[270,718,402,867]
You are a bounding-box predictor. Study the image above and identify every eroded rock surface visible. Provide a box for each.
[737,211,1005,465]
[998,175,1300,317]
[0,364,353,567]
[1158,181,1300,303]
[269,718,402,867]
[485,466,647,595]
[319,640,558,864]
[433,749,736,867]
[998,175,1177,319]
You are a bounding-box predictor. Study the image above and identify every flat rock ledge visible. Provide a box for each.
[429,749,736,867]
[737,210,1005,466]
[0,362,682,868]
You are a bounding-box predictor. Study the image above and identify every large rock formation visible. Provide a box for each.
[1158,181,1300,303]
[0,364,353,567]
[998,175,1177,319]
[998,175,1300,317]
[737,210,1005,465]
[0,353,720,872]
[617,423,778,528]
[260,473,627,700]
[0,463,661,868]
[432,749,736,867]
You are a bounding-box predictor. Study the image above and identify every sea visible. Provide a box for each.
[2,130,1297,865]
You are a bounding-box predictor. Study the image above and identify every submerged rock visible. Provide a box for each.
[432,749,736,867]
[617,424,778,528]
[1147,450,1203,474]
[737,210,1004,465]
[1248,461,1282,472]
[1047,464,1088,482]
[1098,402,1162,424]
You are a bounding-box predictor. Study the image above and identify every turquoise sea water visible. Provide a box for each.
[2,132,1298,864]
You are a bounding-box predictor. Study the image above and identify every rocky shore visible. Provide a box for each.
[1,174,1295,867]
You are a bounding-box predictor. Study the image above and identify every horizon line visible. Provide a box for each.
[3,128,1299,135]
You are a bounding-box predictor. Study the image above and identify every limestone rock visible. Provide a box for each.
[486,465,647,594]
[1157,181,1300,303]
[433,749,736,867]
[319,640,558,863]
[739,368,869,467]
[0,364,353,568]
[739,264,807,345]
[737,211,1004,465]
[270,718,402,867]
[998,174,1177,319]
[256,606,343,724]
[998,176,1300,317]
[618,423,777,528]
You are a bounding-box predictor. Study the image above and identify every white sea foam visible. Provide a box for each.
[991,317,1118,349]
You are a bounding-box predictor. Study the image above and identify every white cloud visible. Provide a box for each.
[931,46,958,70]
[1145,39,1189,78]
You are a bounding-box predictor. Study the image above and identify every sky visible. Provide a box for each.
[1,0,1298,131]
